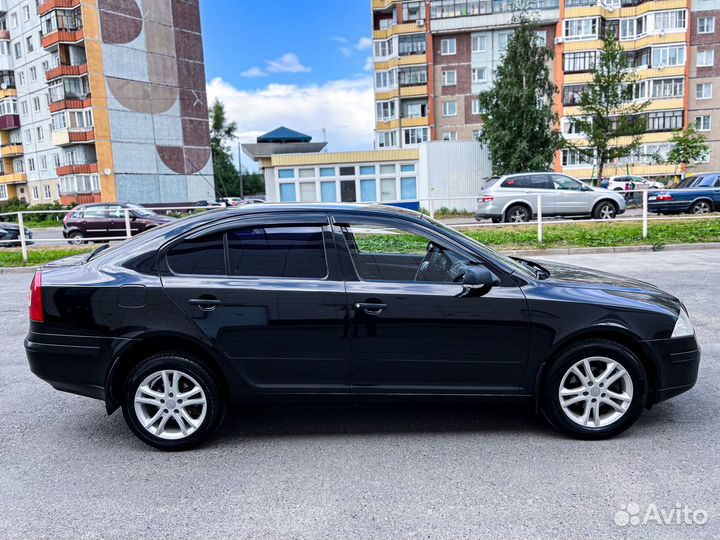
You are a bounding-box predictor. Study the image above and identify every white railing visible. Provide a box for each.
[1,187,719,264]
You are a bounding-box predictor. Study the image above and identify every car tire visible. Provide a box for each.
[691,200,711,215]
[593,201,617,220]
[541,339,648,440]
[121,353,225,451]
[68,231,86,245]
[504,205,531,223]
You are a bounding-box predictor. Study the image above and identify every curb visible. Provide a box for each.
[1,242,719,275]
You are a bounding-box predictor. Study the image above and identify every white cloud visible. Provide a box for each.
[240,66,266,78]
[265,53,311,74]
[364,56,374,72]
[355,37,372,51]
[207,76,375,156]
[331,36,348,44]
[340,46,354,58]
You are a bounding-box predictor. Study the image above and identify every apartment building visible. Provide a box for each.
[0,0,213,206]
[372,0,719,180]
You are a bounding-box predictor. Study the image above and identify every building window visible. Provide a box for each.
[23,5,30,21]
[562,149,592,167]
[564,18,598,41]
[563,84,588,105]
[564,51,598,73]
[401,177,417,200]
[32,96,41,111]
[534,31,547,46]
[32,185,39,199]
[472,99,481,115]
[695,115,711,132]
[403,1,424,22]
[360,179,376,202]
[26,36,34,53]
[698,16,715,34]
[472,67,487,83]
[360,165,376,176]
[14,42,21,60]
[442,131,458,141]
[0,185,7,200]
[376,100,397,121]
[398,66,427,86]
[498,32,513,51]
[696,82,713,100]
[44,185,51,198]
[23,129,31,143]
[441,70,457,86]
[403,127,430,145]
[647,110,684,132]
[398,34,426,56]
[278,169,294,179]
[651,78,684,98]
[652,45,685,68]
[653,10,686,33]
[320,181,337,202]
[441,38,456,55]
[373,39,393,59]
[697,49,714,67]
[29,66,36,81]
[53,153,61,168]
[472,130,481,141]
[279,184,296,202]
[375,69,396,90]
[40,156,48,171]
[319,167,335,178]
[472,35,487,53]
[377,130,398,148]
[36,126,44,142]
[442,101,457,117]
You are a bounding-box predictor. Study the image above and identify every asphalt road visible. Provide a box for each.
[0,250,718,540]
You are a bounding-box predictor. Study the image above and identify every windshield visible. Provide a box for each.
[421,215,537,278]
[127,203,158,217]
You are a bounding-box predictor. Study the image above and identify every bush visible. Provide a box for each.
[0,198,69,224]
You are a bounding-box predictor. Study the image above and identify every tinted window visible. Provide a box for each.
[107,205,124,219]
[227,226,327,279]
[167,232,226,276]
[526,175,553,189]
[83,206,106,219]
[699,175,717,187]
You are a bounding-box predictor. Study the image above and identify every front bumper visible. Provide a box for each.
[643,335,701,403]
[0,230,33,247]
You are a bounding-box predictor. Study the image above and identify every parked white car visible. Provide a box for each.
[476,172,627,223]
[607,175,664,191]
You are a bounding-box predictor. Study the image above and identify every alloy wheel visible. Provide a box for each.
[134,370,207,440]
[558,357,633,428]
[508,208,529,223]
[693,202,710,214]
[599,204,616,219]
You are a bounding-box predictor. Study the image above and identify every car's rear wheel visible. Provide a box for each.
[504,205,531,223]
[122,354,224,450]
[691,200,711,215]
[593,201,617,220]
[68,231,86,245]
[542,340,647,439]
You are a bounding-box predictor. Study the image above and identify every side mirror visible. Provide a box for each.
[461,266,501,297]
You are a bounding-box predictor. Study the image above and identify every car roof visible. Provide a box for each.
[216,202,420,218]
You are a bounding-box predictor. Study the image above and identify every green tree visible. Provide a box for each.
[570,32,648,185]
[209,99,241,197]
[666,125,709,177]
[477,16,562,175]
[240,168,266,195]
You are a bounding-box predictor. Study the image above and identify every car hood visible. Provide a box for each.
[0,222,20,231]
[532,259,681,312]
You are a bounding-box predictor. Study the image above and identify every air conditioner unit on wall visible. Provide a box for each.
[417,19,426,27]
[554,37,564,45]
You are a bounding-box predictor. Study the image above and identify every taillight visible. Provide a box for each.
[30,271,44,323]
[481,196,494,203]
[63,211,73,225]
[656,193,673,202]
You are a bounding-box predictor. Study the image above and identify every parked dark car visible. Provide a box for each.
[0,222,33,247]
[63,202,176,245]
[27,204,699,450]
[648,173,720,215]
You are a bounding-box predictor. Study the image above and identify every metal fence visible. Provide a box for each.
[1,187,719,263]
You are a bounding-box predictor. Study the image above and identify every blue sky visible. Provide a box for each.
[200,0,376,155]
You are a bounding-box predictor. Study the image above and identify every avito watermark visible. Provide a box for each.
[615,502,708,527]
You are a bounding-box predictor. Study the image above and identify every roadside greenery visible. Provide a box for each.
[666,126,710,177]
[0,247,93,267]
[0,199,67,225]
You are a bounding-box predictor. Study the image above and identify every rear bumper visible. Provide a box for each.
[643,335,701,403]
[25,333,118,401]
[648,202,689,214]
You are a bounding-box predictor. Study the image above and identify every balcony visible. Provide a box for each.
[52,128,95,146]
[0,115,20,130]
[49,95,92,113]
[0,30,10,41]
[39,0,82,16]
[0,172,27,185]
[56,163,98,176]
[42,28,84,49]
[46,63,88,82]
[1,143,23,157]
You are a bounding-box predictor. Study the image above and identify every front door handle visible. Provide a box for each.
[354,302,387,316]
[189,297,222,311]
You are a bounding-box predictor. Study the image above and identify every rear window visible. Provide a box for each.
[83,206,106,219]
[501,176,526,188]
[166,225,328,279]
[227,226,327,279]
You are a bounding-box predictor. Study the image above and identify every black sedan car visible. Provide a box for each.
[0,222,33,247]
[25,204,700,450]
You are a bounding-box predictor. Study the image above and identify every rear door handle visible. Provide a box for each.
[189,297,222,311]
[354,302,387,316]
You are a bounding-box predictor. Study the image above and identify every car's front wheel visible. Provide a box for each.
[122,353,224,450]
[542,340,647,439]
[504,205,531,223]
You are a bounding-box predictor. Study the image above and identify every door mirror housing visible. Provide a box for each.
[461,266,501,297]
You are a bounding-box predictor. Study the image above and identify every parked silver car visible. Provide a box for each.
[476,172,627,223]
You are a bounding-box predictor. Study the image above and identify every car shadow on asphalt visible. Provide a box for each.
[213,401,552,441]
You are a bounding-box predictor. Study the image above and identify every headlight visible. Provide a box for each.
[672,309,694,338]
